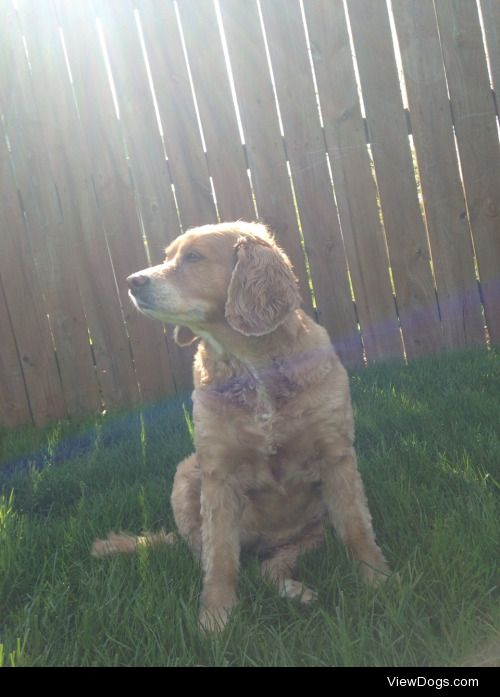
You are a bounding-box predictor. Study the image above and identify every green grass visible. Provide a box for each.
[0,349,499,666]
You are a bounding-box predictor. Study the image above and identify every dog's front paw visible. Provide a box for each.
[280,579,318,604]
[360,561,391,587]
[199,604,234,633]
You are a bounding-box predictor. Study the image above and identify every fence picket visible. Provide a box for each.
[0,281,32,428]
[0,121,66,426]
[73,0,186,397]
[258,0,363,366]
[347,0,443,360]
[304,0,403,362]
[480,0,500,101]
[435,0,500,344]
[175,0,255,223]
[1,1,102,419]
[218,0,315,316]
[392,0,486,350]
[16,0,147,413]
[135,0,218,230]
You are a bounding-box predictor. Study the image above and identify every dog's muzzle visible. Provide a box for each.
[126,272,155,309]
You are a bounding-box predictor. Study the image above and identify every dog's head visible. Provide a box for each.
[127,222,301,343]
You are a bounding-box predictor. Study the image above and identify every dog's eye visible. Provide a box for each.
[183,250,204,263]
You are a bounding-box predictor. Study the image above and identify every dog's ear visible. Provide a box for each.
[173,326,199,347]
[225,234,302,336]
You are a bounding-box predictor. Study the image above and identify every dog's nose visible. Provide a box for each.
[127,273,150,294]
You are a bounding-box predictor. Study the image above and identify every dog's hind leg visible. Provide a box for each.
[170,453,203,559]
[320,448,389,584]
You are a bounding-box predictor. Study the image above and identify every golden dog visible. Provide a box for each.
[93,221,388,631]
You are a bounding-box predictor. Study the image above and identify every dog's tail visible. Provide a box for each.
[91,529,177,558]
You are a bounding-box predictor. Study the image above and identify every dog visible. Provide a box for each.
[92,221,389,631]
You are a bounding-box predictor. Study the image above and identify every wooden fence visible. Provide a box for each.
[1,0,499,428]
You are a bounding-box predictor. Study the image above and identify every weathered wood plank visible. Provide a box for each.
[0,273,32,428]
[135,0,218,231]
[16,0,144,413]
[175,0,255,223]
[347,0,443,359]
[258,0,363,366]
[304,0,403,362]
[435,0,500,344]
[0,119,66,425]
[218,0,315,316]
[67,0,185,397]
[480,0,500,100]
[1,1,102,419]
[392,0,485,350]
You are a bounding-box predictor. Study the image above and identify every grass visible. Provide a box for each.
[0,348,499,667]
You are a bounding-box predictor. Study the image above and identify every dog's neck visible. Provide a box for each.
[193,311,305,368]
[191,309,337,398]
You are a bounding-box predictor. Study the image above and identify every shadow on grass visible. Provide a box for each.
[0,391,194,487]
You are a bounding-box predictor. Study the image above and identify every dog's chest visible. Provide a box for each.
[248,380,281,456]
[231,373,318,484]
[197,360,323,487]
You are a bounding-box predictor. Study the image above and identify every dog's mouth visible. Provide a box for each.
[129,290,181,323]
[135,297,154,310]
[128,290,156,312]
[128,288,209,327]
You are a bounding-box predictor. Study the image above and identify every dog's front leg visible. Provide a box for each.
[199,471,241,632]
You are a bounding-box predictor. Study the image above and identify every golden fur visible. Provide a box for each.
[93,222,389,631]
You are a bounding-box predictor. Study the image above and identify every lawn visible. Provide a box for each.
[0,349,499,667]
